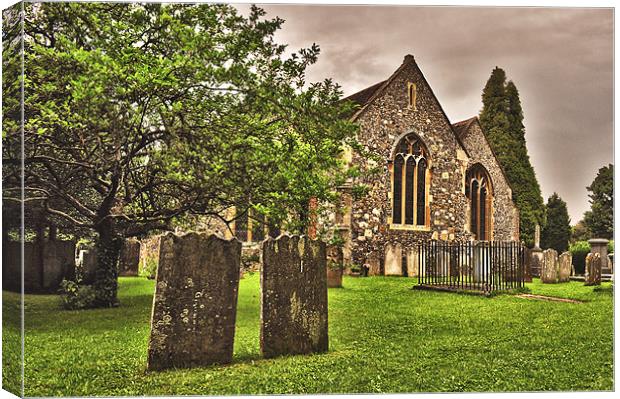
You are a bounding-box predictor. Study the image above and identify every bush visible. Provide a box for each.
[608,240,614,254]
[59,280,97,310]
[139,257,158,279]
[570,241,590,275]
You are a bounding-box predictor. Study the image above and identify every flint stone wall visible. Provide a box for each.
[261,235,328,358]
[118,239,140,276]
[585,252,602,286]
[558,251,572,283]
[541,249,559,284]
[147,232,242,370]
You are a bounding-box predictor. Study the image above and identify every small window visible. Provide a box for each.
[408,82,417,110]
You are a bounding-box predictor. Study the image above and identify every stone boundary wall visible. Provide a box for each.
[147,232,242,370]
[261,235,328,358]
[119,238,140,277]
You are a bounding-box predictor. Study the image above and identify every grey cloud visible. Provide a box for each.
[258,4,613,223]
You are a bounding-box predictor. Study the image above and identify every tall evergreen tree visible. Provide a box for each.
[479,67,545,246]
[584,164,614,239]
[541,193,571,253]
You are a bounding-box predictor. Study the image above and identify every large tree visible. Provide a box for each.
[584,164,613,239]
[479,67,545,245]
[3,2,358,307]
[541,193,571,253]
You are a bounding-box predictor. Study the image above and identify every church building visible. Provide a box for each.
[335,54,520,274]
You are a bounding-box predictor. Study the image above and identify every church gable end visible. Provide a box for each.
[346,55,471,267]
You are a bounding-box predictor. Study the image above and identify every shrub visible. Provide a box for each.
[608,240,614,254]
[139,257,158,279]
[570,241,590,275]
[59,280,97,310]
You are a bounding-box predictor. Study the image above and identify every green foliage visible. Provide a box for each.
[138,257,158,279]
[584,164,613,239]
[608,240,614,254]
[17,2,359,306]
[9,276,613,395]
[479,68,545,245]
[58,280,97,310]
[571,220,591,243]
[541,193,571,253]
[569,241,591,275]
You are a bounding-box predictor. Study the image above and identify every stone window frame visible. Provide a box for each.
[407,82,417,111]
[387,131,431,232]
[465,163,494,241]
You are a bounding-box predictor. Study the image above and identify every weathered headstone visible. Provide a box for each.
[367,254,382,276]
[384,242,402,276]
[42,240,76,289]
[406,247,418,277]
[558,251,572,283]
[261,235,328,358]
[326,244,343,288]
[589,238,611,274]
[118,238,140,276]
[77,249,98,284]
[147,232,242,371]
[541,248,559,284]
[584,252,602,286]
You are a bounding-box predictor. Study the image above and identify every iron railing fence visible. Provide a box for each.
[415,241,525,293]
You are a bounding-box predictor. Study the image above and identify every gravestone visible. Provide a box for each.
[558,251,572,283]
[77,249,98,284]
[541,249,559,284]
[529,224,543,277]
[584,252,602,286]
[261,235,328,358]
[406,247,419,277]
[147,232,242,370]
[118,238,140,276]
[384,243,402,276]
[326,244,343,288]
[589,239,611,274]
[367,254,382,276]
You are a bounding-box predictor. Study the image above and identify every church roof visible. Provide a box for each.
[345,80,387,106]
[451,116,478,140]
[452,116,515,196]
[343,54,470,157]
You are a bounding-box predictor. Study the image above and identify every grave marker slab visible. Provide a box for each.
[261,235,328,358]
[541,249,559,284]
[585,252,602,286]
[147,232,241,371]
[558,251,572,283]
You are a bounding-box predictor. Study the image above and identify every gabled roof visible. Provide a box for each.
[345,80,386,106]
[452,116,515,196]
[451,116,478,140]
[343,54,469,156]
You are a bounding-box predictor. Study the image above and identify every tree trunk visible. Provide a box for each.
[93,219,122,307]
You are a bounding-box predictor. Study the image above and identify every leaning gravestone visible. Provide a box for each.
[584,252,602,286]
[118,238,140,276]
[147,232,242,371]
[261,235,328,358]
[76,249,98,284]
[558,251,572,283]
[523,247,533,283]
[541,249,559,284]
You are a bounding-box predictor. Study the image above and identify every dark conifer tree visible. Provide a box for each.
[479,67,545,246]
[584,164,614,239]
[541,193,571,253]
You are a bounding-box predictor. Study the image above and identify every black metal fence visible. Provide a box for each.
[415,241,525,293]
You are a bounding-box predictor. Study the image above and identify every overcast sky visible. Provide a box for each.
[256,4,613,224]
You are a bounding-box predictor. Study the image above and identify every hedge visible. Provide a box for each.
[569,240,614,275]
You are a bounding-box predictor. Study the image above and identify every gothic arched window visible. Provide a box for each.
[466,164,493,240]
[390,134,430,227]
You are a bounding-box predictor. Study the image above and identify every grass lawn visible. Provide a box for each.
[2,274,614,395]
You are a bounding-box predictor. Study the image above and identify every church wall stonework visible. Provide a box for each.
[459,120,520,241]
[341,55,520,271]
[348,56,471,268]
